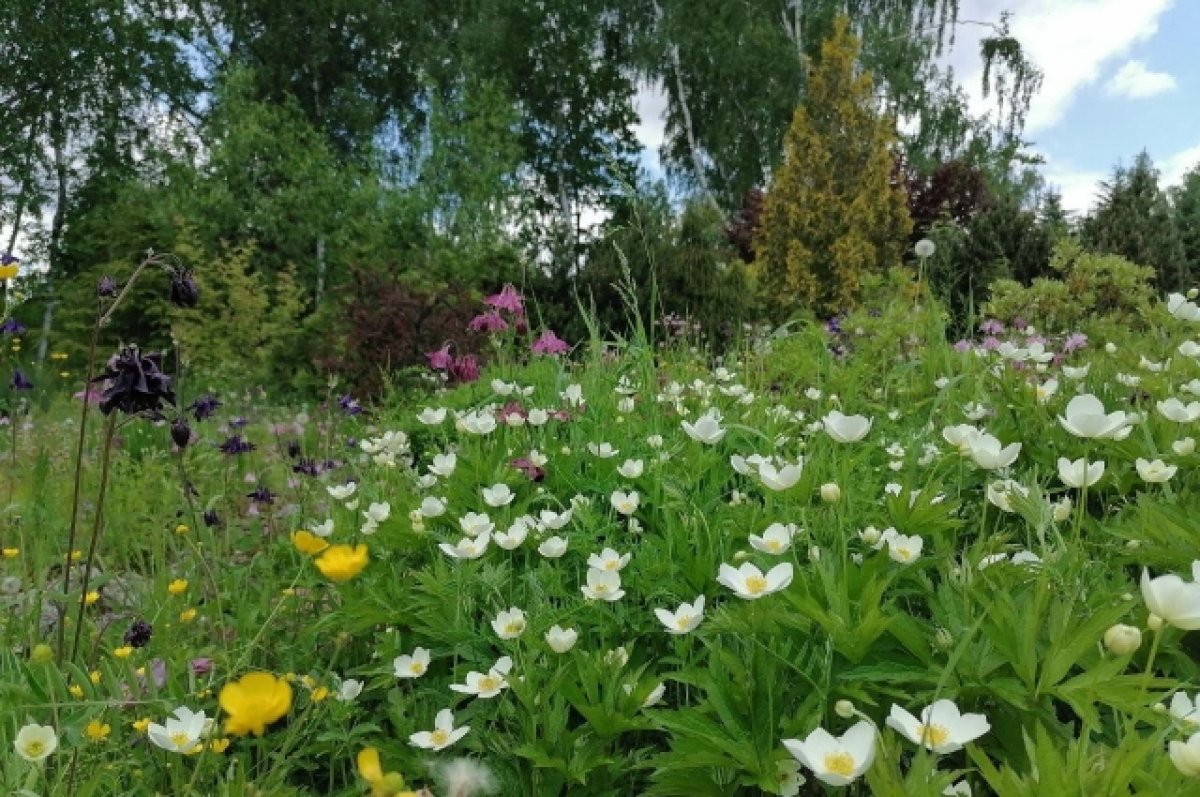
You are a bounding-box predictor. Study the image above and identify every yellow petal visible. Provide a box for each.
[357,747,383,783]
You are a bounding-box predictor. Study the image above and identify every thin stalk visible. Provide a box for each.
[56,304,102,664]
[69,411,119,662]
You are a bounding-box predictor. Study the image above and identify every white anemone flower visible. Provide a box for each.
[581,567,625,602]
[429,451,457,477]
[1158,397,1200,423]
[1057,457,1105,489]
[416,407,447,425]
[458,512,494,538]
[1058,394,1132,440]
[587,547,631,572]
[539,508,573,530]
[749,523,797,555]
[966,433,1021,470]
[327,482,357,500]
[617,459,644,479]
[13,723,58,762]
[758,460,804,491]
[409,709,469,751]
[610,490,640,516]
[493,522,529,550]
[1170,692,1200,729]
[588,442,619,458]
[942,424,981,454]
[886,700,990,753]
[147,707,208,754]
[450,656,513,699]
[491,607,527,639]
[1136,458,1177,483]
[717,562,793,600]
[439,532,491,560]
[783,720,876,786]
[822,411,872,443]
[681,408,727,444]
[654,596,705,634]
[537,536,568,558]
[1167,293,1200,321]
[1142,566,1200,630]
[545,625,579,653]
[419,496,447,518]
[393,647,431,679]
[481,484,515,508]
[886,533,923,564]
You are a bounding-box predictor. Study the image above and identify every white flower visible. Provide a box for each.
[986,479,1028,513]
[419,496,447,518]
[1168,292,1200,321]
[1057,457,1105,489]
[429,451,457,478]
[1175,437,1197,456]
[886,533,923,564]
[942,424,981,454]
[1170,692,1200,729]
[417,407,447,425]
[1158,397,1200,423]
[527,407,549,426]
[1102,624,1142,655]
[915,238,936,258]
[655,595,705,634]
[1180,340,1200,359]
[1117,372,1141,387]
[409,709,469,751]
[758,459,804,491]
[394,647,431,679]
[887,700,990,753]
[537,536,568,558]
[458,411,497,435]
[617,459,644,479]
[822,411,872,443]
[491,378,514,396]
[610,490,640,516]
[1062,364,1090,380]
[1035,379,1058,403]
[539,508,573,530]
[450,656,513,699]
[336,678,364,702]
[647,434,664,448]
[494,522,529,550]
[961,402,989,421]
[482,484,515,507]
[587,547,631,572]
[1058,394,1132,440]
[458,512,494,538]
[588,442,619,459]
[681,408,727,444]
[617,396,636,413]
[1136,458,1177,483]
[309,518,334,538]
[439,532,491,560]
[1142,566,1200,630]
[944,781,973,796]
[13,723,58,762]
[545,625,579,653]
[820,482,842,502]
[783,720,876,786]
[749,523,797,555]
[1170,732,1200,776]
[560,383,585,406]
[624,682,666,708]
[491,607,527,639]
[327,482,357,501]
[147,707,208,754]
[363,502,391,524]
[581,567,625,601]
[967,433,1021,470]
[717,561,793,600]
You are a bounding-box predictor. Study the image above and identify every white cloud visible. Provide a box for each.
[1043,165,1108,215]
[949,0,1175,132]
[1162,142,1200,187]
[1105,60,1177,99]
[631,80,668,176]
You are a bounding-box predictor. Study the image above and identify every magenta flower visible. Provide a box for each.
[190,657,213,675]
[978,319,1005,335]
[511,457,546,482]
[1062,332,1088,353]
[451,355,479,383]
[426,345,454,371]
[484,283,525,315]
[500,401,526,423]
[468,310,509,333]
[532,330,570,356]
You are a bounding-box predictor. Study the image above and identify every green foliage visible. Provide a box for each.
[984,238,1157,333]
[754,17,913,317]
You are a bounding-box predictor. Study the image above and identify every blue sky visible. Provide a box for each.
[631,0,1199,216]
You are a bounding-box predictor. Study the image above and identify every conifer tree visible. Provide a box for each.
[1172,164,1200,281]
[753,16,912,316]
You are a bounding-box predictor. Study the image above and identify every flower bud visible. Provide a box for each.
[820,482,842,503]
[169,269,200,308]
[97,276,118,298]
[30,643,54,664]
[170,419,192,449]
[1189,288,1199,300]
[1102,623,1142,655]
[834,699,856,719]
[860,526,881,546]
[1148,613,1164,632]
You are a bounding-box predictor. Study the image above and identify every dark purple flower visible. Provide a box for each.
[0,252,17,266]
[188,394,221,421]
[92,347,175,417]
[219,434,256,455]
[190,657,213,675]
[450,355,479,383]
[11,369,33,391]
[426,345,454,371]
[97,276,118,298]
[338,394,363,416]
[531,330,570,356]
[169,269,200,308]
[247,487,275,505]
[123,619,153,648]
[293,458,320,476]
[170,419,192,448]
[483,283,524,314]
[203,509,221,527]
[511,457,546,482]
[468,310,509,333]
[0,317,26,336]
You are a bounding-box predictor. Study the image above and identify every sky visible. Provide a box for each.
[633,0,1200,216]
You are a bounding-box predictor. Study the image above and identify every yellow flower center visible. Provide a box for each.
[916,723,951,747]
[594,583,610,595]
[605,560,619,570]
[504,621,524,634]
[430,729,449,747]
[745,575,768,595]
[895,547,912,561]
[823,751,856,777]
[410,663,425,675]
[675,615,693,630]
[767,540,782,552]
[25,740,45,757]
[478,675,501,692]
[170,731,193,749]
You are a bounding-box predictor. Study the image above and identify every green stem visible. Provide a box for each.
[69,411,118,663]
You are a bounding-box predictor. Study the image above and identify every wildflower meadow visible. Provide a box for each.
[5,261,1200,797]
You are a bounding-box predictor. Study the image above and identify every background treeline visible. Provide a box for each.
[2,0,1199,395]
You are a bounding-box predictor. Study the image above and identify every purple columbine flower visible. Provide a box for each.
[10,369,33,391]
[247,486,275,505]
[426,344,454,371]
[468,310,509,333]
[483,283,525,315]
[189,394,221,421]
[337,394,363,416]
[1,317,26,336]
[450,354,479,383]
[123,619,153,648]
[531,329,570,356]
[219,434,256,455]
[0,252,17,265]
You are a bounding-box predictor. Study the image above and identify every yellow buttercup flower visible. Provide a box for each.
[85,720,111,742]
[315,544,368,583]
[89,670,102,685]
[219,672,293,736]
[311,686,330,703]
[0,264,18,280]
[1,547,18,558]
[209,738,230,753]
[291,530,330,555]
[180,608,198,623]
[168,579,188,595]
[132,717,151,733]
[69,684,85,699]
[84,591,100,606]
[174,524,189,535]
[357,747,416,797]
[113,646,134,659]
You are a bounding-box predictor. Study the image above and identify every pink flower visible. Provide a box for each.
[468,311,509,333]
[511,457,545,482]
[532,330,570,356]
[426,345,454,371]
[500,401,526,423]
[484,283,525,315]
[451,355,479,383]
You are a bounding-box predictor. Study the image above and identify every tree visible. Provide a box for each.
[753,17,912,317]
[1084,151,1188,292]
[1172,164,1200,281]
